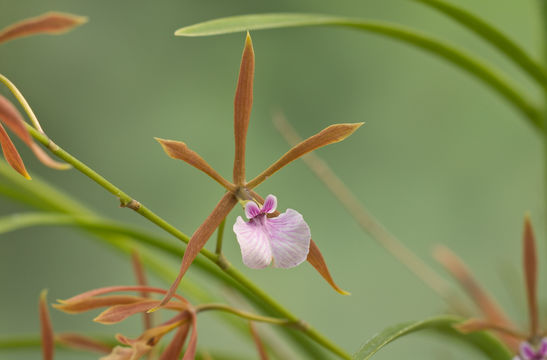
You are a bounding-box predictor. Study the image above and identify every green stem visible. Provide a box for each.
[216,217,226,255]
[196,303,294,326]
[0,73,44,132]
[20,126,349,359]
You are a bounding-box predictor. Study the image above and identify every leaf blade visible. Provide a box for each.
[352,315,512,360]
[175,13,541,131]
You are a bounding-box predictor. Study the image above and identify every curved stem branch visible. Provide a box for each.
[196,303,295,327]
[215,217,227,255]
[0,73,44,132]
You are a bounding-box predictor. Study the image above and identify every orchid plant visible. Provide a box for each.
[1,1,547,359]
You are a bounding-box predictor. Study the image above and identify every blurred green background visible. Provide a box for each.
[0,0,544,359]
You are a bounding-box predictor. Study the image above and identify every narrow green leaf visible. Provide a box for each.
[175,13,541,131]
[412,0,547,88]
[352,315,512,360]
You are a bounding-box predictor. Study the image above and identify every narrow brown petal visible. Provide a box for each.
[307,240,350,295]
[158,323,190,360]
[0,95,68,170]
[182,313,198,360]
[0,12,87,44]
[153,193,237,310]
[56,333,112,354]
[95,300,186,324]
[249,322,269,360]
[39,290,54,360]
[131,251,153,331]
[156,137,235,191]
[233,32,255,185]
[0,123,29,178]
[247,123,363,189]
[523,214,539,337]
[63,285,187,303]
[454,319,526,340]
[434,245,520,350]
[54,295,143,314]
[116,316,188,357]
[250,190,349,294]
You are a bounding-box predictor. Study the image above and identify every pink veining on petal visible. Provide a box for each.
[267,209,310,268]
[234,216,272,268]
[233,195,311,269]
[262,195,277,213]
[245,201,261,219]
[520,342,536,359]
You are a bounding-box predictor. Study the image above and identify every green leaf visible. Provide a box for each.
[412,0,547,88]
[175,13,541,132]
[352,315,512,360]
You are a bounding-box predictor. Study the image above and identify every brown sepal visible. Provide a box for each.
[249,322,269,360]
[523,214,539,337]
[39,290,55,360]
[182,313,198,360]
[434,245,519,350]
[0,12,87,45]
[54,295,143,314]
[156,137,235,191]
[131,250,153,330]
[0,95,68,171]
[0,123,29,178]
[247,122,363,189]
[94,299,186,324]
[153,192,237,310]
[158,322,190,360]
[233,32,255,185]
[56,333,113,354]
[454,319,525,340]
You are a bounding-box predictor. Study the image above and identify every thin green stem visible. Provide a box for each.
[18,125,349,359]
[412,0,547,89]
[196,303,294,326]
[0,73,44,132]
[216,217,226,255]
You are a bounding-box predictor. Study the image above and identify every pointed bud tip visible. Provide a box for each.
[44,12,89,28]
[40,289,48,301]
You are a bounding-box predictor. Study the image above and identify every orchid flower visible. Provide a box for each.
[155,32,362,307]
[438,215,545,357]
[0,12,86,178]
[234,194,311,269]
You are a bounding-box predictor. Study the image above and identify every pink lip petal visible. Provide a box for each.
[267,209,311,268]
[234,216,272,269]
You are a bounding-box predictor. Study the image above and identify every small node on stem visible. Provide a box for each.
[216,253,230,271]
[120,199,141,211]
